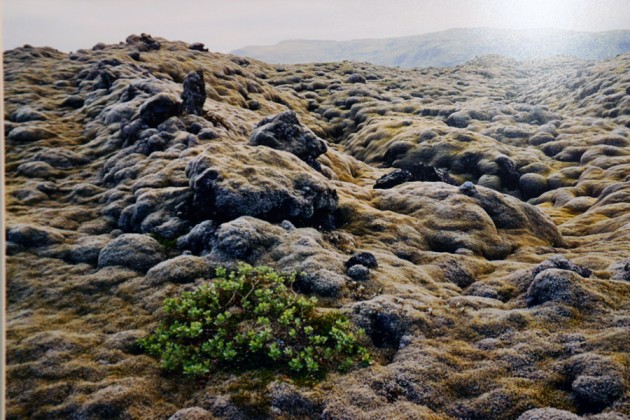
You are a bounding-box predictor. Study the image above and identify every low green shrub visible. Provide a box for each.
[140,263,371,378]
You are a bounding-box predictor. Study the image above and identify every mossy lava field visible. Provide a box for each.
[4,34,630,419]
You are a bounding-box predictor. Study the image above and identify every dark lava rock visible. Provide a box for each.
[67,236,110,266]
[61,95,85,109]
[176,221,217,255]
[120,119,148,146]
[295,270,345,298]
[10,106,46,122]
[347,264,370,281]
[17,161,59,178]
[125,33,160,52]
[495,155,521,189]
[519,173,548,198]
[346,73,366,84]
[32,147,89,169]
[181,70,206,116]
[350,297,408,348]
[526,269,587,308]
[459,181,477,196]
[103,330,147,354]
[374,164,454,189]
[139,93,181,128]
[188,42,209,52]
[405,163,455,184]
[210,217,280,264]
[249,111,328,170]
[7,126,55,142]
[197,128,217,140]
[531,255,592,278]
[186,153,338,227]
[560,353,625,413]
[6,224,64,248]
[97,233,166,273]
[374,169,413,189]
[572,375,624,412]
[346,252,378,269]
[269,382,322,417]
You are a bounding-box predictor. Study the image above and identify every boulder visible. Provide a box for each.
[373,169,413,189]
[346,74,366,84]
[125,33,160,51]
[7,126,55,142]
[181,70,206,116]
[97,234,166,273]
[349,296,411,348]
[10,106,46,122]
[6,223,64,248]
[347,264,370,281]
[526,269,588,308]
[60,95,84,109]
[559,353,625,412]
[346,252,378,269]
[188,43,209,52]
[186,150,338,228]
[139,93,181,128]
[67,235,110,265]
[249,111,328,170]
[145,255,212,285]
[209,217,282,264]
[531,256,592,278]
[520,173,548,198]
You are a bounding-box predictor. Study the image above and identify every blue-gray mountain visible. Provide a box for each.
[232,27,630,67]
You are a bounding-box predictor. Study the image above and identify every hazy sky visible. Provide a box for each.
[3,0,630,52]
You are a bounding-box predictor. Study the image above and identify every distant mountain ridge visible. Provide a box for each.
[232,27,630,67]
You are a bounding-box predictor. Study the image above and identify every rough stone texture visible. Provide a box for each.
[531,255,593,278]
[176,221,217,255]
[249,111,328,170]
[347,264,370,281]
[558,353,626,412]
[186,148,338,227]
[181,70,206,116]
[97,234,166,273]
[373,169,413,189]
[526,269,589,308]
[346,252,378,269]
[139,93,181,128]
[145,255,213,285]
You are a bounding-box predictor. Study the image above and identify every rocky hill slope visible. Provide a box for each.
[232,28,630,67]
[4,34,630,419]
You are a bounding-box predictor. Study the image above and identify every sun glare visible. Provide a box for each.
[492,0,582,30]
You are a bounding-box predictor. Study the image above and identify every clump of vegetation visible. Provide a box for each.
[140,263,371,378]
